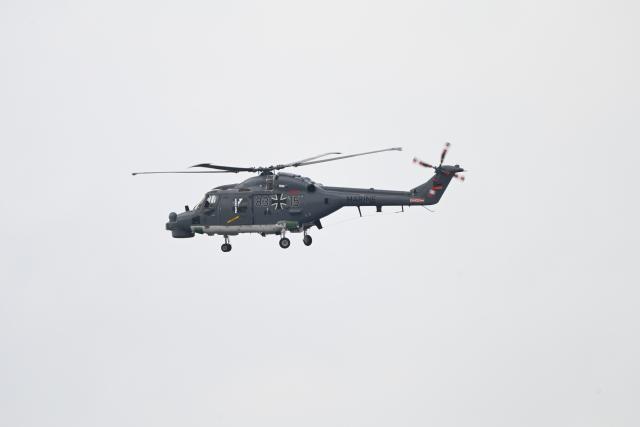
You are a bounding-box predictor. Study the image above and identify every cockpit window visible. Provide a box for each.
[204,194,217,208]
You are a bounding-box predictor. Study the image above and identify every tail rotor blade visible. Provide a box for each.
[454,173,465,181]
[413,157,435,169]
[439,142,451,166]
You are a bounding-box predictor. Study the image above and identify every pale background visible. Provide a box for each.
[1,1,639,426]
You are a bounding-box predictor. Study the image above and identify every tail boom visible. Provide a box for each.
[410,165,463,205]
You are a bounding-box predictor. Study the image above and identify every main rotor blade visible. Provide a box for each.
[278,152,342,168]
[156,148,400,175]
[190,154,342,173]
[132,170,237,176]
[190,163,259,173]
[293,147,402,167]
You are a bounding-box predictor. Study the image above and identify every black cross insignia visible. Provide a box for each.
[271,193,288,210]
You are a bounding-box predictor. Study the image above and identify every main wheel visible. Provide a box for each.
[279,237,291,249]
[221,243,232,252]
[303,235,313,246]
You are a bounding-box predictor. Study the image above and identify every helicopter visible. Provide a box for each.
[132,143,464,252]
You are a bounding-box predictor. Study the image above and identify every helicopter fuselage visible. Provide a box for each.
[134,144,464,251]
[165,168,459,240]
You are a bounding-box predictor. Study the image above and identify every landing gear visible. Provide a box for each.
[221,236,232,252]
[279,237,291,249]
[303,234,312,246]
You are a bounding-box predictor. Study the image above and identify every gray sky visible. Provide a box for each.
[1,1,639,426]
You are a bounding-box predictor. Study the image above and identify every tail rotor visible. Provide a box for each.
[413,142,466,181]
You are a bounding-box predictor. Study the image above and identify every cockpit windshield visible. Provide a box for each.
[194,194,218,210]
[193,194,217,211]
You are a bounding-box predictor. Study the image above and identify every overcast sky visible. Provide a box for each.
[1,1,639,426]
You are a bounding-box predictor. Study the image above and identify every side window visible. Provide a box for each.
[233,196,248,213]
[265,175,274,191]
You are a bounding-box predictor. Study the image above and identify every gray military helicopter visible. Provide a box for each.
[132,143,464,252]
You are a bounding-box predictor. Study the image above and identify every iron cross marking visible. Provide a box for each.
[271,193,288,210]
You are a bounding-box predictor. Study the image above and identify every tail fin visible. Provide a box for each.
[410,165,463,205]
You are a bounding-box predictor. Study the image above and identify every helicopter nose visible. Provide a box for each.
[165,212,195,238]
[165,212,178,231]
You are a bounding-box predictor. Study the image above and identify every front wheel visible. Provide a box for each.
[221,243,232,252]
[303,235,312,246]
[279,237,291,249]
